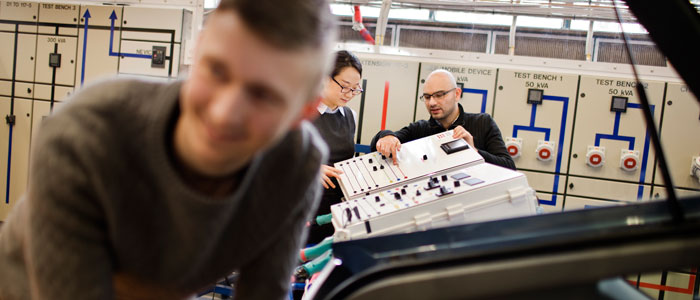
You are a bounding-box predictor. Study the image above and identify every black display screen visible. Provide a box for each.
[527,88,544,104]
[610,96,629,113]
[441,139,470,154]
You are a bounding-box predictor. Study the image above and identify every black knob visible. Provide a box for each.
[381,155,386,160]
[441,175,448,181]
[27,88,32,93]
[394,192,401,200]
[454,181,460,187]
[373,166,377,171]
[375,196,380,202]
[569,183,574,189]
[401,188,406,195]
[380,165,384,170]
[416,190,421,196]
[422,154,428,160]
[369,158,373,163]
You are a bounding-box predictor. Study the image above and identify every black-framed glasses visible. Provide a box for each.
[332,77,363,95]
[419,88,457,101]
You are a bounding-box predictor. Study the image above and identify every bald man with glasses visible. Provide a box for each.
[370,69,515,169]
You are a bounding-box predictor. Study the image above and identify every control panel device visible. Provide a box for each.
[330,131,539,241]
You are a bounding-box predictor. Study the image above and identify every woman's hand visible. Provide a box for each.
[320,165,343,189]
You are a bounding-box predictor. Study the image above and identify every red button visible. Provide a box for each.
[539,149,550,159]
[624,157,637,169]
[508,145,518,156]
[589,154,601,165]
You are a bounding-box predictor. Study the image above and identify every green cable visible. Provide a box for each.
[301,249,332,276]
[300,236,333,262]
[315,213,332,225]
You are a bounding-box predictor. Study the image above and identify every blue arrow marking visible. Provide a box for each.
[109,10,152,59]
[80,9,90,86]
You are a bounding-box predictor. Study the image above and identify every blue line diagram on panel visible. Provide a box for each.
[107,10,151,59]
[511,95,569,206]
[593,103,653,200]
[462,88,488,114]
[80,9,173,85]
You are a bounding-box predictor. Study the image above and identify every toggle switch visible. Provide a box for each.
[505,137,523,158]
[620,149,640,172]
[536,140,554,162]
[437,186,453,197]
[586,146,605,168]
[425,178,440,190]
[353,206,361,219]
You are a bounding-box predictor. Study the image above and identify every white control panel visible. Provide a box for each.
[334,130,484,200]
[331,132,538,241]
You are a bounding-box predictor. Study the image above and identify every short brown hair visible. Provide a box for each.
[216,0,336,50]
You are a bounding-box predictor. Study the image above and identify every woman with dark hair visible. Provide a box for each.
[308,50,363,244]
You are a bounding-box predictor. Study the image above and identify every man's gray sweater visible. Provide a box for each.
[0,78,326,299]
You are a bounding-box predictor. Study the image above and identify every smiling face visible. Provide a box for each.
[175,11,323,177]
[322,66,362,110]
